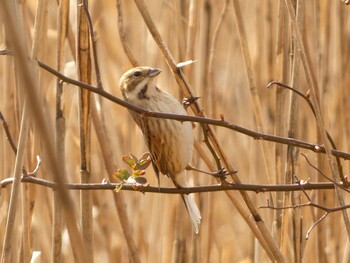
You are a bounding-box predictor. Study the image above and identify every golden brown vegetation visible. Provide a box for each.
[1,0,350,262]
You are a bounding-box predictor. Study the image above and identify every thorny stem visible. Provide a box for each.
[0,175,340,193]
[0,116,342,195]
[36,61,350,161]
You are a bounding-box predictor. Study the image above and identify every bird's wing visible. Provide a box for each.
[130,112,166,180]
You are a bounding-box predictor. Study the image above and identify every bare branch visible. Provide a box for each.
[260,176,350,240]
[301,153,350,192]
[305,213,328,240]
[0,175,339,193]
[36,61,350,160]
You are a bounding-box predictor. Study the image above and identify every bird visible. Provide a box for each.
[119,66,201,234]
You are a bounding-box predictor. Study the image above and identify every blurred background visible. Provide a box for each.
[1,0,350,262]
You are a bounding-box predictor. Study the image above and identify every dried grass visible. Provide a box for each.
[1,0,350,262]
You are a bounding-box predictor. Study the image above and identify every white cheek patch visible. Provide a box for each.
[129,79,149,98]
[135,79,149,91]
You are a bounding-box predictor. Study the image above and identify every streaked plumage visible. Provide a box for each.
[119,66,201,233]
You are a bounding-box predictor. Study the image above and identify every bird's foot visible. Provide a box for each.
[182,96,201,108]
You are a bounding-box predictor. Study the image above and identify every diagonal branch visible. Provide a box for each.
[36,61,350,161]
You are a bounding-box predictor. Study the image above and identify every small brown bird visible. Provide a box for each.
[119,66,201,233]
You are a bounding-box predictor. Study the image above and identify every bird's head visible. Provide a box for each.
[119,66,161,101]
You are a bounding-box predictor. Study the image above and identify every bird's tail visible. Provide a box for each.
[181,194,201,234]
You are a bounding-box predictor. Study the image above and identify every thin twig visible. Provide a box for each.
[300,153,350,193]
[0,49,14,56]
[305,213,328,240]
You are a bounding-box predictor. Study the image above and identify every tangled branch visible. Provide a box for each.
[260,175,350,240]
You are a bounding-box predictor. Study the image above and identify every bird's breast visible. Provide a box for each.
[129,91,194,176]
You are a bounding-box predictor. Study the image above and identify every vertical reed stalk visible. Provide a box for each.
[77,1,93,261]
[1,100,29,263]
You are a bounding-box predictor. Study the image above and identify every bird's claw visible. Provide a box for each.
[212,168,237,183]
[182,96,200,108]
[211,168,227,179]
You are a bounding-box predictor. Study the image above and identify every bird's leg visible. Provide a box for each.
[185,164,237,181]
[182,96,201,109]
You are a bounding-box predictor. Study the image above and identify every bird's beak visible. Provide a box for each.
[148,68,161,77]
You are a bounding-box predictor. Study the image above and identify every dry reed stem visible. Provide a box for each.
[193,99,274,261]
[20,182,31,263]
[2,1,350,262]
[200,1,211,114]
[184,41,201,258]
[231,0,275,187]
[288,0,304,261]
[131,0,285,261]
[77,1,93,261]
[31,0,48,61]
[315,1,329,259]
[116,0,139,67]
[284,0,350,239]
[51,0,76,263]
[275,0,291,251]
[1,100,29,263]
[54,0,68,261]
[228,2,286,258]
[91,100,141,263]
[25,0,49,261]
[1,2,89,262]
[183,0,198,79]
[86,2,141,261]
[232,0,284,262]
[207,0,230,118]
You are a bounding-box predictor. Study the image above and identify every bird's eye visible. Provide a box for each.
[133,71,142,77]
